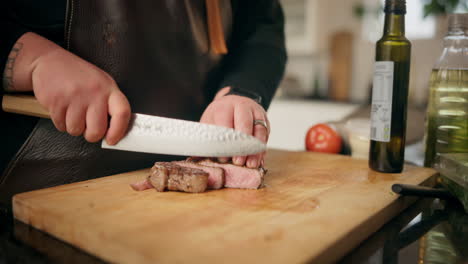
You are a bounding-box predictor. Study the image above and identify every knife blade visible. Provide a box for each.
[101,113,266,157]
[2,95,266,157]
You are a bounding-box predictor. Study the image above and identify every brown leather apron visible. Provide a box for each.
[0,0,232,206]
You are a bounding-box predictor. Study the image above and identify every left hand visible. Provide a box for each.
[200,87,269,168]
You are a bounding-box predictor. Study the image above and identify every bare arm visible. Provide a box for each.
[2,32,131,145]
[3,41,23,91]
[2,32,59,92]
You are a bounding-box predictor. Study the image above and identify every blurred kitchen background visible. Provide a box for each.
[267,0,468,151]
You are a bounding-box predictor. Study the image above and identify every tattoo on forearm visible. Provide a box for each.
[3,42,23,91]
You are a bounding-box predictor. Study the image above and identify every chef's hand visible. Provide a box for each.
[200,87,269,168]
[6,32,131,145]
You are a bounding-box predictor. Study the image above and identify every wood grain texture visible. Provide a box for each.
[13,149,437,264]
[2,95,50,118]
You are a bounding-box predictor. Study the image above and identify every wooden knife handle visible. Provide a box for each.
[2,94,50,119]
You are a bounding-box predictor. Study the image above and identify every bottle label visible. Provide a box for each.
[370,61,394,142]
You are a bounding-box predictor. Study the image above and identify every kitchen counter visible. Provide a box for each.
[267,99,360,150]
[266,99,426,151]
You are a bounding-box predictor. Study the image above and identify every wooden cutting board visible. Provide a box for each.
[13,149,437,264]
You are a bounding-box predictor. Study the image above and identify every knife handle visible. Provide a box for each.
[2,95,50,119]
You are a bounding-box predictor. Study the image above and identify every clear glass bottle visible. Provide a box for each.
[424,13,468,168]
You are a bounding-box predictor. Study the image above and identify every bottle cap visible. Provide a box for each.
[384,0,406,15]
[448,13,468,32]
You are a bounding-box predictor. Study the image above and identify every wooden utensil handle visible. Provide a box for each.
[2,95,50,119]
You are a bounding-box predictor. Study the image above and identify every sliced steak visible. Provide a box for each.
[130,179,154,191]
[149,162,208,193]
[173,161,225,189]
[197,159,265,189]
[131,159,266,192]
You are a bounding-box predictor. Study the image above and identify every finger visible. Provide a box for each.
[265,114,271,135]
[232,104,253,166]
[84,100,108,143]
[213,105,234,163]
[199,109,214,124]
[65,102,86,136]
[105,91,131,145]
[50,104,67,132]
[260,152,266,167]
[246,111,268,168]
[248,151,266,168]
[254,112,269,143]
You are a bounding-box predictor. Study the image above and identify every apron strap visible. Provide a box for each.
[206,0,228,55]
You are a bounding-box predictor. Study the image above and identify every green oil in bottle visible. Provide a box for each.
[424,68,468,167]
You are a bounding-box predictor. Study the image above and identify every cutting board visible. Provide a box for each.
[13,150,437,264]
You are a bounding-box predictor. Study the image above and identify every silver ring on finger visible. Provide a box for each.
[253,119,269,135]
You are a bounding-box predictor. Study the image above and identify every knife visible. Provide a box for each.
[2,95,266,157]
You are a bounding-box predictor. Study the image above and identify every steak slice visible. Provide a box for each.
[172,161,225,190]
[131,159,265,192]
[197,159,266,189]
[149,162,208,193]
[130,179,154,191]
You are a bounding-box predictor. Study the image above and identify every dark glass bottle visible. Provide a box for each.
[369,0,411,173]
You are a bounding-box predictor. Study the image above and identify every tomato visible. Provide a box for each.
[305,123,342,153]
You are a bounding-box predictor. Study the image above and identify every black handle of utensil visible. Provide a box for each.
[395,209,448,250]
[392,184,456,201]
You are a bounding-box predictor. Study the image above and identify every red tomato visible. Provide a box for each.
[305,123,342,153]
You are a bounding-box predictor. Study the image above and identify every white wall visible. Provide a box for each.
[313,0,374,103]
[282,0,446,105]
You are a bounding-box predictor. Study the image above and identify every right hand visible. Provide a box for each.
[30,39,131,145]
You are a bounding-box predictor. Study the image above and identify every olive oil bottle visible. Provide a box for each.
[424,14,468,168]
[369,0,411,173]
